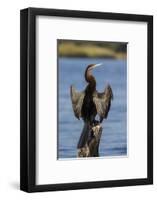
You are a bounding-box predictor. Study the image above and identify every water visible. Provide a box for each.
[58,57,127,159]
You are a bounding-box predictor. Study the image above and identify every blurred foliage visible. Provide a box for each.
[58,40,127,59]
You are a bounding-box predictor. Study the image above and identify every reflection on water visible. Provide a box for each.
[58,57,127,158]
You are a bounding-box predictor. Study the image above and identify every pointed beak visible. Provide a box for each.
[91,63,103,69]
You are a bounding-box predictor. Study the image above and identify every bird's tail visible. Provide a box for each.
[77,122,90,149]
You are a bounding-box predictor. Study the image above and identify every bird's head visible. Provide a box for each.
[85,63,103,83]
[86,63,103,71]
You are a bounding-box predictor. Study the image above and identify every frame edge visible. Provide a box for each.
[20,8,29,192]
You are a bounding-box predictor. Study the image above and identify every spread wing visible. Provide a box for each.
[70,85,85,119]
[93,84,113,122]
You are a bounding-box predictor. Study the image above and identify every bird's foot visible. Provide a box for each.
[92,120,99,127]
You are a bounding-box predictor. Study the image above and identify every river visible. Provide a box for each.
[58,57,127,159]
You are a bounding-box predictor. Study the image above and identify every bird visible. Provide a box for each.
[70,63,113,148]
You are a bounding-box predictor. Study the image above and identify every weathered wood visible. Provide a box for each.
[77,123,102,157]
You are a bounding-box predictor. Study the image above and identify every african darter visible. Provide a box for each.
[70,64,113,148]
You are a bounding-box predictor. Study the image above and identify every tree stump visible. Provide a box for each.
[77,123,102,157]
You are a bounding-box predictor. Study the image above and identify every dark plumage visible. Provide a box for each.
[70,64,113,148]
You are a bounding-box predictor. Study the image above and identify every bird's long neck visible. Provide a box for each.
[85,69,96,91]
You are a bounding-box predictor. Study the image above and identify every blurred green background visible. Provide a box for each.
[58,40,127,59]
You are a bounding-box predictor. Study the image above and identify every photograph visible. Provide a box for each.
[58,39,127,159]
[20,8,153,192]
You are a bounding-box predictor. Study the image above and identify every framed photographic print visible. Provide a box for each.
[20,7,153,192]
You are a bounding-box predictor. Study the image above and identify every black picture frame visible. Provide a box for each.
[20,7,153,192]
